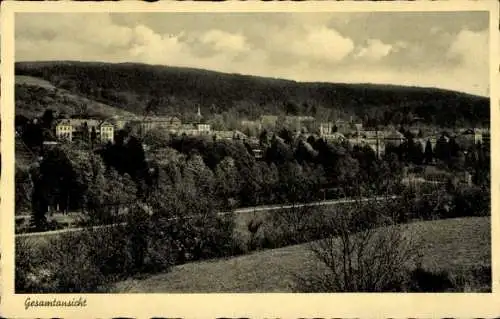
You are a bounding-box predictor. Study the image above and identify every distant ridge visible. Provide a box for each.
[15,61,490,128]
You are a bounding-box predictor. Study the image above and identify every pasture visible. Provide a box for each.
[111,216,490,293]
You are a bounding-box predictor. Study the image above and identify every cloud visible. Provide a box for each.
[288,26,355,63]
[14,13,490,97]
[447,29,488,69]
[199,29,250,54]
[128,24,187,64]
[445,29,489,95]
[355,39,393,61]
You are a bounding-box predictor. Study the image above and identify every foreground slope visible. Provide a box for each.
[111,217,490,293]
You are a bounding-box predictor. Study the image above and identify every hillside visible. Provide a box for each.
[16,61,489,128]
[111,216,490,293]
[15,75,138,119]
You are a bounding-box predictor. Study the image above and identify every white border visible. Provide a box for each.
[1,1,499,318]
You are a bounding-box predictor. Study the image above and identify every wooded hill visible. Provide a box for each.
[15,61,490,128]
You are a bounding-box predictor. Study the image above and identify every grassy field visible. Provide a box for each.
[111,216,490,293]
[16,75,138,119]
[16,75,56,89]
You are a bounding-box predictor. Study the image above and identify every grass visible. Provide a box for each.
[16,75,138,119]
[16,75,56,89]
[110,216,490,293]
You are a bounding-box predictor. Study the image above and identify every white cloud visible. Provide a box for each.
[445,29,489,95]
[356,39,393,61]
[447,29,488,66]
[15,14,490,97]
[128,24,187,64]
[199,29,250,54]
[286,26,354,63]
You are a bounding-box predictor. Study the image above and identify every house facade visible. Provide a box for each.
[100,122,114,144]
[55,120,73,142]
[139,116,182,135]
[260,115,279,129]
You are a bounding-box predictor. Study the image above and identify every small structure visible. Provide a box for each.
[197,123,211,133]
[456,128,483,149]
[384,130,405,147]
[100,121,114,144]
[322,132,346,144]
[55,119,73,142]
[260,115,279,129]
[319,122,334,136]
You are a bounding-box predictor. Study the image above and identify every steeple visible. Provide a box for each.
[195,104,203,124]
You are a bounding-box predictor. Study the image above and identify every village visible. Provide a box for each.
[34,105,490,163]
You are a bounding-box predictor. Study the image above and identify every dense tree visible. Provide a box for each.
[434,135,450,162]
[278,128,294,145]
[41,109,55,129]
[16,61,490,128]
[214,156,242,208]
[15,166,33,215]
[265,137,294,165]
[424,140,433,164]
[285,101,299,116]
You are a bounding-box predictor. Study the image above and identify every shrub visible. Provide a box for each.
[16,234,107,293]
[15,225,144,293]
[292,197,421,292]
[147,187,240,265]
[15,238,47,293]
[406,265,491,292]
[451,186,490,217]
[259,205,332,249]
[407,267,454,292]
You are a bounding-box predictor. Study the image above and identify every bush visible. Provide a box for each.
[15,225,147,293]
[406,265,491,292]
[259,205,334,249]
[147,187,241,264]
[16,234,107,293]
[150,213,240,264]
[292,197,421,292]
[451,186,490,217]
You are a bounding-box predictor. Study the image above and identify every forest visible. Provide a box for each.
[16,61,490,128]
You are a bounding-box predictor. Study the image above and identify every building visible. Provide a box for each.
[319,122,334,136]
[260,115,279,129]
[384,130,405,147]
[100,121,114,144]
[197,123,211,133]
[283,115,316,132]
[55,118,117,144]
[322,132,346,144]
[456,128,483,149]
[353,123,363,132]
[334,120,351,135]
[240,120,262,133]
[213,130,248,141]
[55,120,73,142]
[139,116,182,135]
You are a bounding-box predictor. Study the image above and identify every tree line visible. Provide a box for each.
[16,61,489,128]
[16,118,490,231]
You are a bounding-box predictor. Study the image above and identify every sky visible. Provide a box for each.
[14,11,491,97]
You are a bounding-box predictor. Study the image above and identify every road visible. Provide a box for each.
[16,194,402,238]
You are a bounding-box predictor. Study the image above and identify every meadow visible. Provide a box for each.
[111,216,490,293]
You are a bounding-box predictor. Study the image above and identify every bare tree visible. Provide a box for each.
[293,196,421,292]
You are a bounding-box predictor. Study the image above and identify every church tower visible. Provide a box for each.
[195,104,203,124]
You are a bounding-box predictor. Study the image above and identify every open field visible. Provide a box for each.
[16,75,139,119]
[16,75,56,89]
[111,216,490,293]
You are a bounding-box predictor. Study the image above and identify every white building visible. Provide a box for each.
[100,122,114,144]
